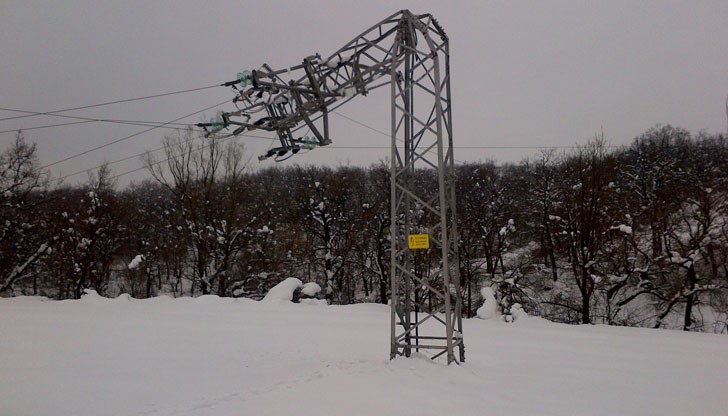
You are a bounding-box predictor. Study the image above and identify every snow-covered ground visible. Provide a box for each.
[2,291,727,416]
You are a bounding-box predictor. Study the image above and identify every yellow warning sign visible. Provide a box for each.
[408,234,430,250]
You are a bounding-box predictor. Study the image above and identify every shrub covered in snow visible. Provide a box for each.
[301,282,322,297]
[476,287,500,320]
[261,278,303,304]
[261,278,326,305]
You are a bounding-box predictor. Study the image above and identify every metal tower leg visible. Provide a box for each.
[389,11,464,364]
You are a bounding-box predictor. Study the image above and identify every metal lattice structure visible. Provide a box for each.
[205,10,464,364]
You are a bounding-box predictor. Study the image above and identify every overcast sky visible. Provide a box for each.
[1,0,727,186]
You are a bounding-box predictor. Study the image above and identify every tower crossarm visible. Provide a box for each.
[200,10,447,161]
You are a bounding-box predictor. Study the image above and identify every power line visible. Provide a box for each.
[0,108,204,135]
[61,139,629,182]
[58,131,276,181]
[0,120,97,134]
[0,118,204,135]
[0,107,194,126]
[109,133,248,182]
[331,110,389,137]
[41,99,230,170]
[328,111,626,150]
[321,145,619,149]
[0,84,223,122]
[38,100,635,182]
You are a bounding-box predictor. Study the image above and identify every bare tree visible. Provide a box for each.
[525,150,561,282]
[144,130,249,295]
[0,132,51,295]
[294,166,360,304]
[555,135,620,324]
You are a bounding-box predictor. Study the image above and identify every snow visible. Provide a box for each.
[1,296,727,416]
[325,56,342,68]
[611,224,633,234]
[499,219,516,236]
[260,277,302,304]
[342,86,357,97]
[79,289,106,303]
[506,303,527,322]
[127,254,145,270]
[299,298,328,306]
[476,286,500,320]
[301,282,322,297]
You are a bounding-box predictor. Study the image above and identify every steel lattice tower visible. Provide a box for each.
[387,12,464,364]
[207,10,464,364]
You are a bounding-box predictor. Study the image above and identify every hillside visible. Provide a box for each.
[1,292,726,416]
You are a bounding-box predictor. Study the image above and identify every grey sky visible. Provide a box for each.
[1,0,727,186]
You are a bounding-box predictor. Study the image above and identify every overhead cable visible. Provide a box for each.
[58,131,276,181]
[41,99,230,169]
[0,84,223,122]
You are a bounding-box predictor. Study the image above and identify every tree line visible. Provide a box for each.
[1,125,726,332]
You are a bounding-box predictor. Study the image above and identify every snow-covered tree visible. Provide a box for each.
[144,130,250,295]
[119,180,188,297]
[294,166,359,304]
[0,132,51,295]
[553,135,621,324]
[52,165,126,298]
[357,163,391,304]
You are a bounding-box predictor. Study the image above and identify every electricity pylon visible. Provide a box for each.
[205,10,464,364]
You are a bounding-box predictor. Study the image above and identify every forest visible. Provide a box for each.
[2,124,727,333]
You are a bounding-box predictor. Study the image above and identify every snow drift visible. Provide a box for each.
[1,295,726,416]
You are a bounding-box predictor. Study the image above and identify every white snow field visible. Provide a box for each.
[2,291,727,416]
